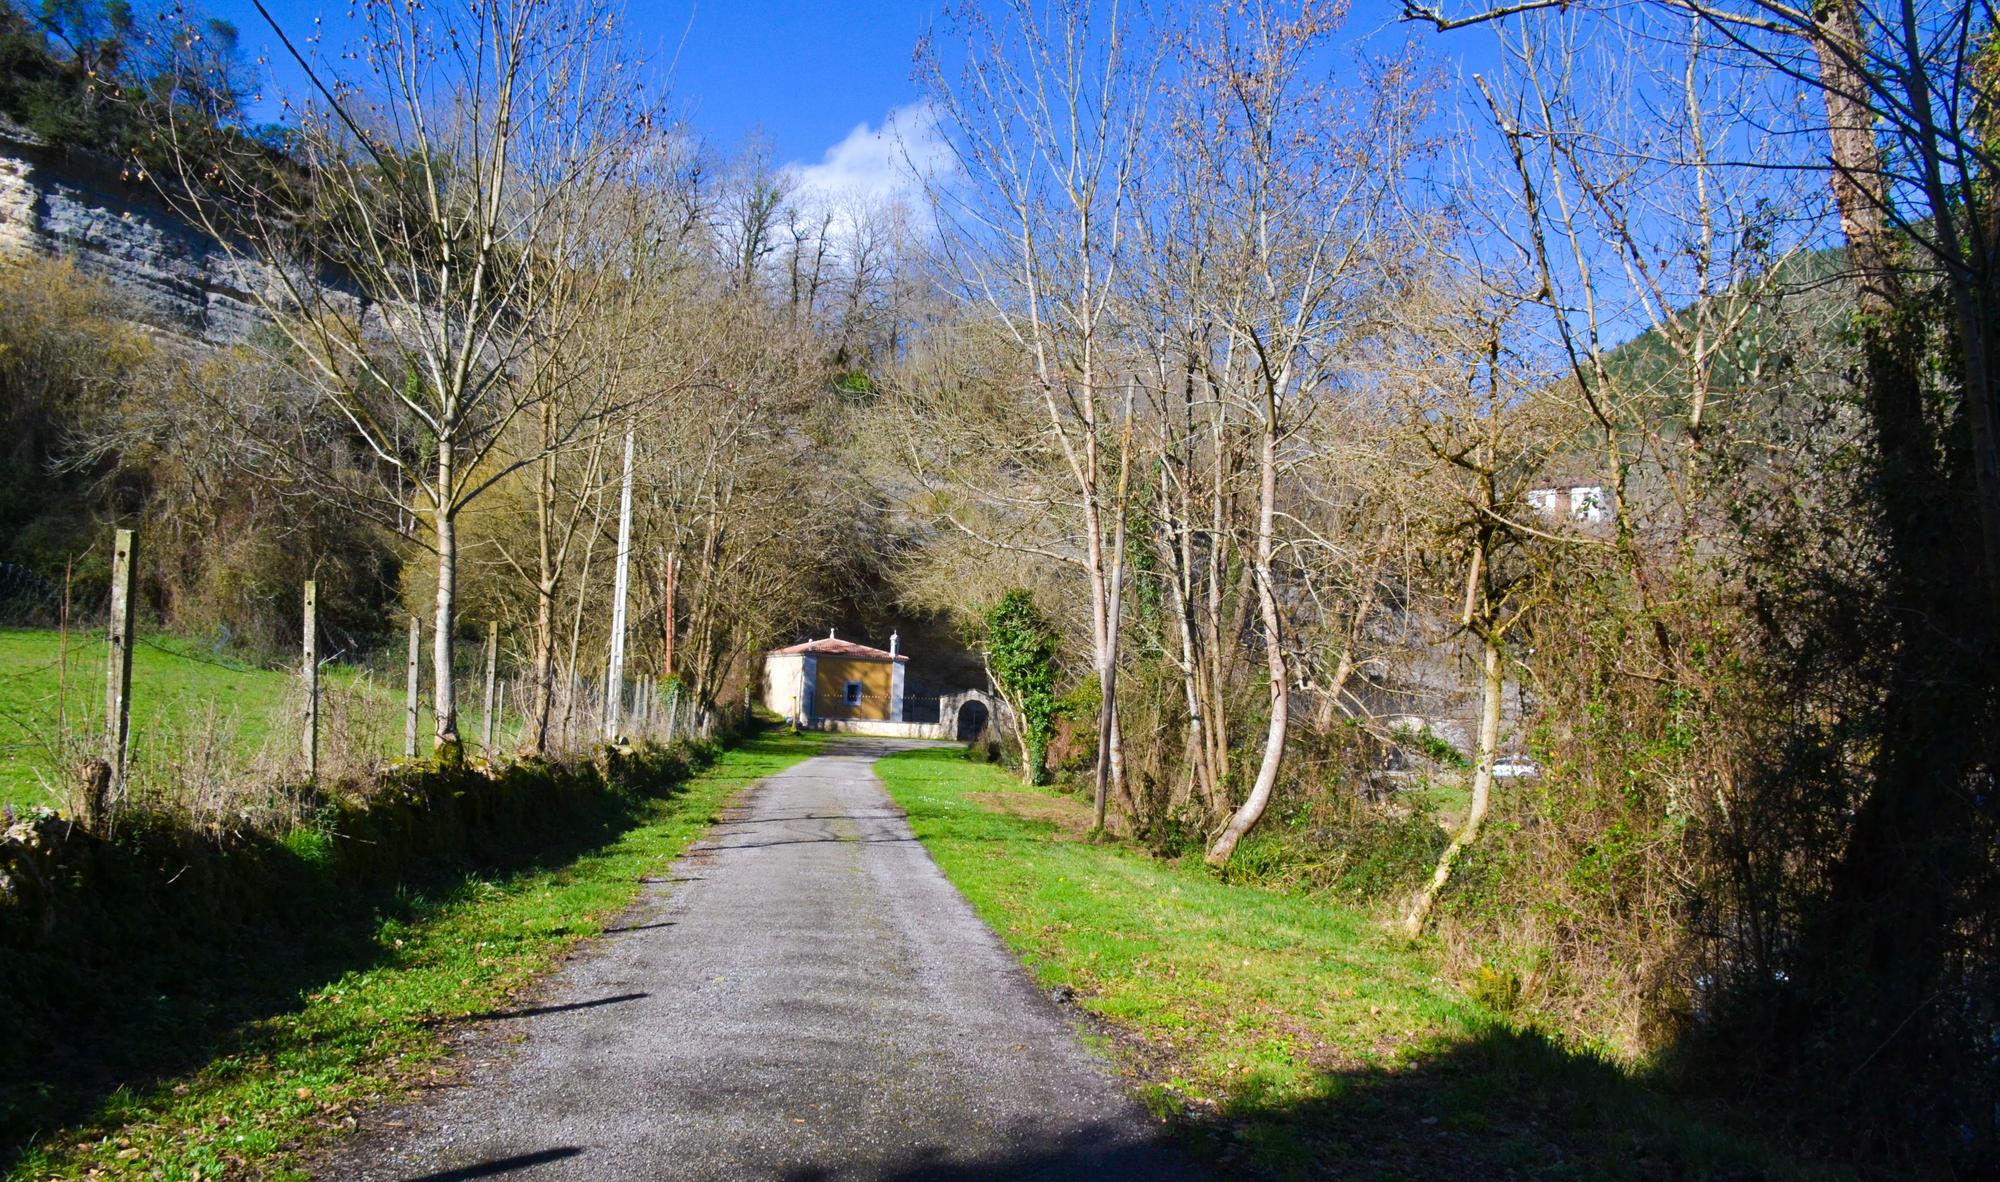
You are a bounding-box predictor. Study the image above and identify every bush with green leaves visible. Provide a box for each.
[982,589,1058,784]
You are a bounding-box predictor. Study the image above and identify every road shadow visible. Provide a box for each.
[1163,1022,1835,1181]
[400,1146,584,1180]
[704,834,920,851]
[775,1124,1201,1182]
[757,1025,1833,1180]
[455,992,648,1023]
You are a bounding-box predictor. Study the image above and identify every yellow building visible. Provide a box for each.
[763,631,907,724]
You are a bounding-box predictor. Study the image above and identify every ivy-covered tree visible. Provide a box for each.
[983,589,1058,786]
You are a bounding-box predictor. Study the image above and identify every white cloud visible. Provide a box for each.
[784,101,953,215]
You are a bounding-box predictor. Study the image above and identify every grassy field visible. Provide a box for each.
[0,628,502,812]
[875,746,1843,1182]
[4,729,827,1182]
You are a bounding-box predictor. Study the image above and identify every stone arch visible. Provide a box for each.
[939,689,997,742]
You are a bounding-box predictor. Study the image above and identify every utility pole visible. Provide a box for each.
[605,420,637,742]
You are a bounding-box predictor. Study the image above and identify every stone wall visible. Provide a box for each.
[806,718,954,740]
[0,122,309,344]
[804,690,995,742]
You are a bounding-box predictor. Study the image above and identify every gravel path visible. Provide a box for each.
[322,738,1201,1182]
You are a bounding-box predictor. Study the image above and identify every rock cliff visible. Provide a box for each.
[0,122,298,344]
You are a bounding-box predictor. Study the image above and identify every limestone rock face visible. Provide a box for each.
[0,125,298,344]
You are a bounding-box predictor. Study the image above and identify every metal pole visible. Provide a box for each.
[104,527,136,798]
[604,420,637,741]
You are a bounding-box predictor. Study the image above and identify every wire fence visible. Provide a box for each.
[0,561,104,629]
[0,553,719,826]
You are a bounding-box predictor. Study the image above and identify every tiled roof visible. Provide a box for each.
[772,638,906,662]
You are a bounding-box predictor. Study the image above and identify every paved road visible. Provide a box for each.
[323,738,1201,1182]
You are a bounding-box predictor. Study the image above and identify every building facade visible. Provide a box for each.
[762,631,995,740]
[763,632,909,724]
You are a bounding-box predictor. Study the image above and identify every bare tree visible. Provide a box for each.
[919,0,1162,829]
[716,133,793,290]
[1142,0,1429,863]
[152,0,658,752]
[1408,0,2000,608]
[1396,306,1563,936]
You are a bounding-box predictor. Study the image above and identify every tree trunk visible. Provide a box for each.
[560,498,604,750]
[527,434,559,755]
[431,442,460,752]
[983,650,1038,782]
[1206,420,1289,865]
[661,548,678,678]
[1202,403,1234,810]
[1085,479,1117,830]
[1793,0,1995,1093]
[1755,0,2000,1107]
[690,512,722,704]
[1090,593,1118,831]
[1320,525,1389,725]
[529,578,555,754]
[1161,460,1213,813]
[1402,628,1503,938]
[1101,392,1137,826]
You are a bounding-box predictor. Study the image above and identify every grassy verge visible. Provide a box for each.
[876,746,1845,1182]
[3,730,825,1182]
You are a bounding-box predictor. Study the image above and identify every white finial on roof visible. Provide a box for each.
[828,627,837,640]
[890,631,900,658]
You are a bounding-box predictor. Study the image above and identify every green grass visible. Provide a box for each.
[876,746,1846,1181]
[0,628,505,812]
[1418,775,1473,828]
[3,729,826,1182]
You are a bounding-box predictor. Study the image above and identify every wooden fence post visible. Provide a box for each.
[405,615,421,759]
[104,527,136,799]
[302,580,318,782]
[481,620,499,760]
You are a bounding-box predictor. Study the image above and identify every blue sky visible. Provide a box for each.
[209,1,945,170]
[202,1,1503,202]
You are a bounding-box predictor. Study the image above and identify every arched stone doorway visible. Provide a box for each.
[955,698,990,741]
